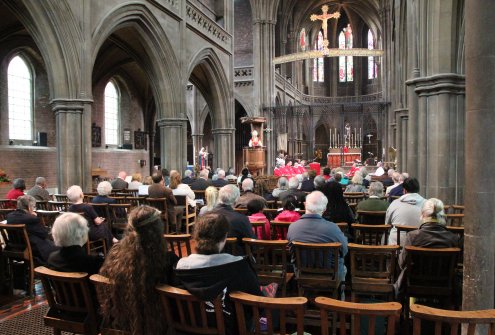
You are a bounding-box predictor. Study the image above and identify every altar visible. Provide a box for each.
[327,148,361,168]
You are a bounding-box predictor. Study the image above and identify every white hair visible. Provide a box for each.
[97,181,113,196]
[51,212,89,247]
[288,177,299,189]
[387,169,395,177]
[351,174,363,185]
[368,181,384,197]
[277,177,289,189]
[421,198,446,225]
[200,169,209,179]
[305,191,328,215]
[218,184,240,206]
[184,170,192,177]
[242,178,254,191]
[66,185,83,202]
[217,169,226,178]
[35,177,46,186]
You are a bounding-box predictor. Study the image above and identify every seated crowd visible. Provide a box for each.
[1,162,466,333]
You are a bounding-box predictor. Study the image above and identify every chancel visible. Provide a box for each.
[0,0,494,334]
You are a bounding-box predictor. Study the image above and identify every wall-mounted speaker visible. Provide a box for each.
[38,132,47,146]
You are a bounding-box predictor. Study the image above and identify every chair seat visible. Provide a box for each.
[407,285,452,297]
[45,308,95,333]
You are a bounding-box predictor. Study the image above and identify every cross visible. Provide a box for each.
[310,5,341,41]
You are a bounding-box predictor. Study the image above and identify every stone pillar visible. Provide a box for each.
[148,130,155,175]
[52,99,92,193]
[191,134,204,167]
[157,118,187,174]
[463,0,495,314]
[212,128,235,171]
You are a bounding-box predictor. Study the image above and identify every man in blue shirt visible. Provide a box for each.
[287,190,348,281]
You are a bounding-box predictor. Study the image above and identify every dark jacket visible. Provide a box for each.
[181,176,195,185]
[6,209,59,263]
[111,178,128,190]
[212,204,255,255]
[190,178,211,191]
[69,203,114,249]
[300,179,315,192]
[48,245,104,275]
[279,189,307,208]
[175,257,261,335]
[212,179,229,187]
[147,184,177,227]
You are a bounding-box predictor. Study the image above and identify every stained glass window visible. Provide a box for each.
[368,29,377,79]
[313,31,324,82]
[338,24,353,82]
[104,81,120,145]
[8,56,33,140]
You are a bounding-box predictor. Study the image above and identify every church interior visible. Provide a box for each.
[0,0,494,334]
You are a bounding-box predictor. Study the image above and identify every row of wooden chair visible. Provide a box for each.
[35,266,495,335]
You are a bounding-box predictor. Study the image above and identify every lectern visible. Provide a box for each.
[241,117,266,175]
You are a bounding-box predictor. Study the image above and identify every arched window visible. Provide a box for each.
[338,24,353,82]
[8,55,33,140]
[368,29,377,79]
[104,81,120,145]
[313,31,324,82]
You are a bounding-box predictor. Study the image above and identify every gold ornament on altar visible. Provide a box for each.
[273,5,383,65]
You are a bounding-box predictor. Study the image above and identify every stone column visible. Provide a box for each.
[212,128,235,171]
[157,118,187,174]
[52,99,92,193]
[148,130,155,175]
[463,0,495,314]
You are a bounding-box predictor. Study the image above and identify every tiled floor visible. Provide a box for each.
[0,281,46,322]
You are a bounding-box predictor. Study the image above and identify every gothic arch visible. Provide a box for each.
[92,3,181,119]
[234,93,254,117]
[187,48,233,130]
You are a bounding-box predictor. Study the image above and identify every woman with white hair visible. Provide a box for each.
[92,181,116,205]
[47,212,104,274]
[345,173,366,193]
[272,176,289,198]
[67,185,115,249]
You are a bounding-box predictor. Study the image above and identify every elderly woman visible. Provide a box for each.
[345,173,367,193]
[6,178,26,207]
[98,206,178,334]
[199,186,218,216]
[128,173,143,190]
[47,212,104,274]
[67,185,115,248]
[176,213,264,334]
[6,195,58,263]
[272,176,289,198]
[92,181,116,205]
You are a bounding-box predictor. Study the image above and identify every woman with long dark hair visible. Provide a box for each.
[324,181,355,225]
[98,205,177,335]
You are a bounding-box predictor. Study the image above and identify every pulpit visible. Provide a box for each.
[241,117,266,175]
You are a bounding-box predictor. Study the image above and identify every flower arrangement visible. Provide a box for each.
[0,169,11,183]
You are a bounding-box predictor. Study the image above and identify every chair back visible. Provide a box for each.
[250,220,268,240]
[0,208,15,221]
[450,205,465,214]
[109,203,131,232]
[292,241,342,297]
[445,213,464,227]
[90,203,111,222]
[193,190,206,201]
[126,196,146,208]
[265,200,278,209]
[0,223,35,294]
[144,198,169,231]
[396,225,418,246]
[224,237,240,256]
[229,291,307,335]
[48,200,69,212]
[36,200,49,210]
[164,234,192,258]
[175,195,197,234]
[344,192,366,205]
[243,238,291,296]
[263,208,280,221]
[156,284,225,335]
[410,303,495,335]
[315,296,402,335]
[54,194,69,202]
[356,210,387,225]
[405,246,460,298]
[35,266,98,335]
[352,224,391,245]
[0,199,15,209]
[234,207,248,215]
[271,220,292,240]
[36,210,61,228]
[348,243,400,301]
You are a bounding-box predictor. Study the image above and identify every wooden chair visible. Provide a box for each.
[0,208,15,221]
[243,238,293,297]
[224,237,240,256]
[404,246,461,316]
[234,207,248,215]
[54,194,69,202]
[344,192,366,206]
[86,238,107,256]
[164,234,192,258]
[446,225,464,241]
[48,200,69,212]
[348,243,400,302]
[270,220,292,240]
[0,224,35,295]
[410,303,495,335]
[229,291,307,335]
[144,198,169,233]
[35,200,49,210]
[126,196,146,208]
[292,241,342,298]
[356,210,387,225]
[35,266,98,335]
[250,220,268,240]
[450,205,464,214]
[109,203,131,233]
[315,296,402,335]
[90,203,112,223]
[175,195,197,234]
[265,200,278,209]
[445,213,464,227]
[36,210,60,228]
[193,190,206,201]
[156,284,226,335]
[0,199,15,209]
[396,225,418,246]
[263,208,281,221]
[352,224,391,245]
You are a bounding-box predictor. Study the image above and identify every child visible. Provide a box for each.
[247,198,270,240]
[273,195,301,239]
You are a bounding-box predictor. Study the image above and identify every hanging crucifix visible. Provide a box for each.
[310,5,341,42]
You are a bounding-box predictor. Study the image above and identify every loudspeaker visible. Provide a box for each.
[122,143,133,150]
[38,132,47,146]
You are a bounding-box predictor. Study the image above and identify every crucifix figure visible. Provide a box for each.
[310,5,341,41]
